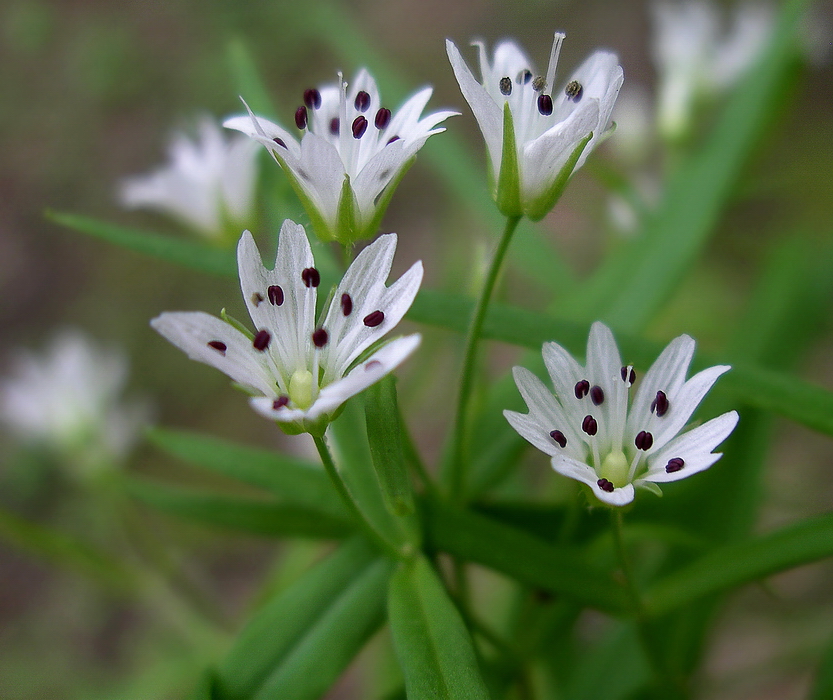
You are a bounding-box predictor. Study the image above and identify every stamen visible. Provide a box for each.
[537,94,553,115]
[665,457,685,473]
[499,77,512,95]
[597,478,615,493]
[294,106,308,129]
[363,310,385,327]
[251,292,264,306]
[574,380,590,399]
[582,415,598,436]
[341,293,353,316]
[273,395,290,410]
[634,430,654,451]
[253,330,271,351]
[273,137,286,148]
[301,267,320,288]
[354,90,371,112]
[590,385,605,406]
[620,366,636,385]
[532,76,547,92]
[303,88,322,109]
[517,69,532,84]
[651,390,669,417]
[374,107,391,129]
[268,285,284,306]
[312,328,329,348]
[207,341,226,355]
[549,429,567,448]
[330,117,340,135]
[387,135,401,145]
[565,80,583,102]
[352,115,368,139]
[365,360,382,371]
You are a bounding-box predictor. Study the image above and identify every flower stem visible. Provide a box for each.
[448,214,522,502]
[313,434,403,560]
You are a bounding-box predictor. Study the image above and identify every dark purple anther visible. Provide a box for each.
[499,77,512,95]
[549,430,567,448]
[634,430,654,451]
[621,366,636,385]
[253,330,271,351]
[207,341,226,355]
[597,478,615,493]
[537,94,553,115]
[352,115,368,139]
[273,396,290,410]
[303,88,322,109]
[312,328,329,348]
[301,267,320,288]
[365,360,382,371]
[665,457,685,473]
[590,385,605,406]
[354,90,371,112]
[574,379,590,399]
[374,107,391,129]
[268,285,284,306]
[295,105,308,129]
[273,137,286,149]
[582,415,598,436]
[517,69,532,84]
[651,390,669,417]
[387,135,401,145]
[341,293,353,316]
[363,310,385,327]
[330,117,340,135]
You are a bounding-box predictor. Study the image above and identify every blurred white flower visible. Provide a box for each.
[446,33,623,220]
[224,71,456,245]
[1,331,149,475]
[652,1,774,141]
[120,117,259,241]
[152,220,422,436]
[505,322,738,506]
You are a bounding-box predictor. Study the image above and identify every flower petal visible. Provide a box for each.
[551,454,635,506]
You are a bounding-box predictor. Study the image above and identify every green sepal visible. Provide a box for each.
[272,149,338,243]
[334,173,359,245]
[274,412,330,439]
[220,308,254,339]
[495,101,522,218]
[524,130,592,221]
[637,481,663,498]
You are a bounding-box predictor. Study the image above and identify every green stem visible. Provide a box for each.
[448,215,522,502]
[313,434,403,560]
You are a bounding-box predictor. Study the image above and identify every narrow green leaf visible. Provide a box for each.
[216,536,377,698]
[125,478,352,539]
[422,498,628,614]
[253,558,393,700]
[644,513,833,616]
[388,555,491,700]
[47,211,236,278]
[365,376,415,517]
[147,427,346,519]
[810,630,833,700]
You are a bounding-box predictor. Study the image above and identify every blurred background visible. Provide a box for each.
[1,0,832,698]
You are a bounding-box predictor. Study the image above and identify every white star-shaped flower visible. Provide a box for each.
[224,70,457,246]
[446,33,623,220]
[120,117,259,241]
[504,322,739,506]
[152,220,422,436]
[0,331,149,475]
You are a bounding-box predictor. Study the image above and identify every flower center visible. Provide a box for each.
[289,369,315,409]
[599,450,629,487]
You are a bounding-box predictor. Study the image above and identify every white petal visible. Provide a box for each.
[585,322,624,452]
[151,312,276,396]
[223,113,301,159]
[504,409,560,457]
[551,454,635,506]
[295,133,346,228]
[352,141,410,221]
[541,340,586,406]
[643,411,739,483]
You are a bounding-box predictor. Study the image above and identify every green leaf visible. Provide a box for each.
[252,558,393,700]
[365,376,415,517]
[215,537,377,698]
[810,630,833,700]
[47,211,236,278]
[563,0,809,332]
[125,478,352,539]
[422,498,628,614]
[644,513,833,616]
[388,555,491,700]
[147,427,346,519]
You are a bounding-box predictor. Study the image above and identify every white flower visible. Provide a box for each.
[120,117,259,241]
[652,1,774,140]
[152,220,422,436]
[446,33,623,220]
[504,322,738,506]
[224,71,457,245]
[0,331,149,475]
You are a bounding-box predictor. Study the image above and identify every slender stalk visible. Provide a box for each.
[313,434,403,560]
[448,215,522,501]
